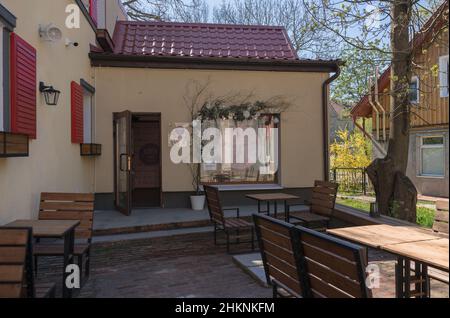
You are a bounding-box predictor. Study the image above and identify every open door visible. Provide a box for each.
[113,111,132,215]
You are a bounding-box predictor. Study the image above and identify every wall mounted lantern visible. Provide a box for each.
[39,82,61,106]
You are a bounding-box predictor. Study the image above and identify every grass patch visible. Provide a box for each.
[336,198,435,228]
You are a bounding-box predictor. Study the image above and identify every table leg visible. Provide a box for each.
[274,201,278,218]
[421,264,430,298]
[395,257,405,298]
[404,259,411,298]
[414,262,430,298]
[284,200,289,222]
[266,201,270,216]
[62,229,75,298]
[257,201,261,213]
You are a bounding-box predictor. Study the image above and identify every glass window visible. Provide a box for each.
[409,76,419,104]
[420,136,445,177]
[200,115,279,184]
[439,55,449,98]
[83,88,94,143]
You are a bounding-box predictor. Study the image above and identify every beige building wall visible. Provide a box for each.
[94,67,328,193]
[0,0,97,224]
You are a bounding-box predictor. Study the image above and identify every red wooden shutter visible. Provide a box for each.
[71,81,84,144]
[89,0,98,26]
[10,33,37,139]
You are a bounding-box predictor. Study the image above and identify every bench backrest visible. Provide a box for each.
[253,214,308,298]
[295,226,372,298]
[311,180,339,217]
[0,227,34,298]
[433,201,449,234]
[204,186,226,227]
[39,193,95,241]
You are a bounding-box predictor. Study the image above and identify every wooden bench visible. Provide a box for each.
[287,180,339,230]
[35,193,94,285]
[204,185,254,253]
[253,214,308,298]
[433,200,449,235]
[253,214,371,298]
[0,227,55,298]
[295,225,372,298]
[427,200,449,286]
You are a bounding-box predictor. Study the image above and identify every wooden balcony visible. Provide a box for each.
[80,143,102,156]
[0,131,29,158]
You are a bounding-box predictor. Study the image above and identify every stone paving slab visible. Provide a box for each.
[35,231,271,298]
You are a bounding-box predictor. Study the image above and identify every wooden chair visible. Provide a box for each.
[0,227,55,298]
[295,225,372,298]
[204,185,255,253]
[433,200,449,235]
[34,193,95,285]
[287,180,339,230]
[253,214,308,298]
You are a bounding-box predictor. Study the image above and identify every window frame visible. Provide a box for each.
[200,114,281,185]
[418,135,445,178]
[0,4,16,133]
[439,55,449,98]
[409,75,420,104]
[80,79,95,144]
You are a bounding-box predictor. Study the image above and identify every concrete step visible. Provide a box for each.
[93,226,214,244]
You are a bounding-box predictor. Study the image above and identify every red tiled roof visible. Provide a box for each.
[111,21,298,60]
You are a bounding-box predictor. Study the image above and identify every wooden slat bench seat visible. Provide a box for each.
[253,214,308,298]
[253,215,371,298]
[0,227,55,298]
[34,192,94,286]
[204,185,255,253]
[296,226,372,298]
[433,201,449,235]
[287,180,339,230]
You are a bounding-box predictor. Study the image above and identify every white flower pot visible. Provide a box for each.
[190,195,206,211]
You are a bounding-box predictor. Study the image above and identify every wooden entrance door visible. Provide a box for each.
[113,111,132,215]
[131,114,162,208]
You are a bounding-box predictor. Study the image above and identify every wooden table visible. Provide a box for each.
[5,219,80,298]
[327,224,447,298]
[246,193,300,221]
[384,238,449,298]
[327,224,440,248]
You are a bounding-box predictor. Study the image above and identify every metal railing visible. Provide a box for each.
[330,168,374,195]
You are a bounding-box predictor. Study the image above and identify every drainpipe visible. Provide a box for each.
[368,77,380,141]
[374,67,387,141]
[353,117,387,157]
[322,65,341,181]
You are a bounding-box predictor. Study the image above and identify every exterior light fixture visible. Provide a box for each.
[39,82,61,106]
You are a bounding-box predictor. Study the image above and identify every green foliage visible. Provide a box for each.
[332,45,390,106]
[330,128,372,169]
[336,198,436,228]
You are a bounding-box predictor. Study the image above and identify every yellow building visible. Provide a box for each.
[0,0,340,220]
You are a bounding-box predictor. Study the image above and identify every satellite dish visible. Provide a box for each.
[39,24,63,43]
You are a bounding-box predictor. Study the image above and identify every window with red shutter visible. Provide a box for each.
[71,81,84,144]
[10,33,37,139]
[89,0,98,26]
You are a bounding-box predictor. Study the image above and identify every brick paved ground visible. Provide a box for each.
[35,231,448,298]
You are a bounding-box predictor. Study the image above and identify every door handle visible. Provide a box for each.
[127,155,132,172]
[119,153,128,172]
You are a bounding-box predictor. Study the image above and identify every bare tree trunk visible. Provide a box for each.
[367,0,417,222]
